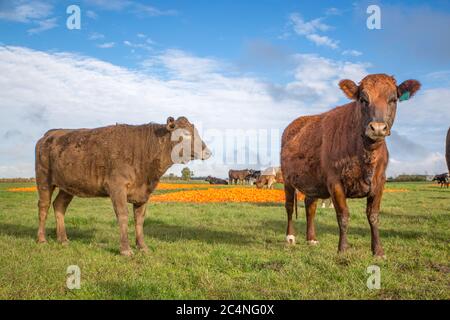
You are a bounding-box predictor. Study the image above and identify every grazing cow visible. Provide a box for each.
[281,74,421,257]
[35,117,211,256]
[432,173,449,188]
[205,176,228,185]
[256,167,283,189]
[256,175,276,189]
[446,127,450,174]
[228,169,252,185]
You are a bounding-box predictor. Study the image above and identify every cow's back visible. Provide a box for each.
[35,124,164,197]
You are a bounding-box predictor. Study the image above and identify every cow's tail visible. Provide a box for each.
[294,190,298,219]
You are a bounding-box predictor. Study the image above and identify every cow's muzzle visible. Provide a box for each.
[366,122,390,140]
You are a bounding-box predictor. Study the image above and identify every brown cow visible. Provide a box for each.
[35,116,211,256]
[228,169,252,185]
[281,74,421,257]
[446,127,450,174]
[256,167,283,189]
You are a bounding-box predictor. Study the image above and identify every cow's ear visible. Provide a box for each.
[397,80,421,101]
[339,79,359,100]
[166,116,176,131]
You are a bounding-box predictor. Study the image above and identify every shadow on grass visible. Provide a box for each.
[0,222,96,243]
[96,281,161,299]
[261,219,448,242]
[144,220,251,245]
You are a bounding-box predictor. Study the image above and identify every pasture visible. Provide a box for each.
[0,181,448,299]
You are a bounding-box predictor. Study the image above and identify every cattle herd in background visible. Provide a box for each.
[204,167,284,188]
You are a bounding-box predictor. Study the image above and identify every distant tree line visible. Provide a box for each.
[387,175,428,182]
[0,178,36,183]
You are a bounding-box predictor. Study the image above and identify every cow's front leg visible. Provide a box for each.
[110,189,132,256]
[305,196,319,245]
[284,184,296,244]
[133,203,148,253]
[329,183,350,253]
[367,187,385,258]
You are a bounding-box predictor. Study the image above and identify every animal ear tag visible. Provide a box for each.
[399,91,410,101]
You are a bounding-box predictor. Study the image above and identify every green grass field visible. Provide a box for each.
[0,181,448,300]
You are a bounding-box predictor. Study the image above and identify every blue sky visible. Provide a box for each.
[0,0,450,178]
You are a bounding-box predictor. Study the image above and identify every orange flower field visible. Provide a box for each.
[6,184,408,203]
[6,187,37,192]
[150,187,301,203]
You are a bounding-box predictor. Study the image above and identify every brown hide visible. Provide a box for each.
[281,74,421,256]
[228,169,251,184]
[35,117,210,255]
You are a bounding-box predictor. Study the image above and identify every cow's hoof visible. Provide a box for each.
[307,240,319,245]
[120,249,134,257]
[138,245,149,253]
[286,235,296,245]
[60,240,69,246]
[374,254,386,260]
[37,238,47,244]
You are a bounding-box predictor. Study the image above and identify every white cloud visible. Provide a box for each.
[88,32,105,40]
[388,153,447,177]
[97,42,116,48]
[0,0,52,23]
[289,13,339,49]
[123,40,152,51]
[86,0,130,11]
[306,34,339,49]
[0,46,447,178]
[342,49,363,57]
[325,7,342,16]
[0,0,57,34]
[86,10,98,19]
[85,0,177,17]
[132,3,178,17]
[281,54,369,108]
[142,49,224,79]
[27,17,57,34]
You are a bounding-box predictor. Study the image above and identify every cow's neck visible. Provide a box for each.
[143,125,174,182]
[349,103,387,188]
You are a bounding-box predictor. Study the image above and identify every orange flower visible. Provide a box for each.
[383,188,408,193]
[156,183,213,190]
[6,187,37,192]
[151,187,305,203]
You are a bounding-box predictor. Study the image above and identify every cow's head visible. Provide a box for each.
[166,116,212,163]
[339,74,421,142]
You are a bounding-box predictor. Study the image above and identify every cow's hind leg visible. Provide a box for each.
[284,184,296,245]
[329,183,350,253]
[110,189,132,256]
[37,184,55,243]
[305,196,319,245]
[133,203,148,252]
[53,190,73,244]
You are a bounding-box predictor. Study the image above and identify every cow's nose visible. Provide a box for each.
[367,122,388,138]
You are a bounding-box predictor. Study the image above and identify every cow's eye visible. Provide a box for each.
[359,96,369,105]
[389,98,397,104]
